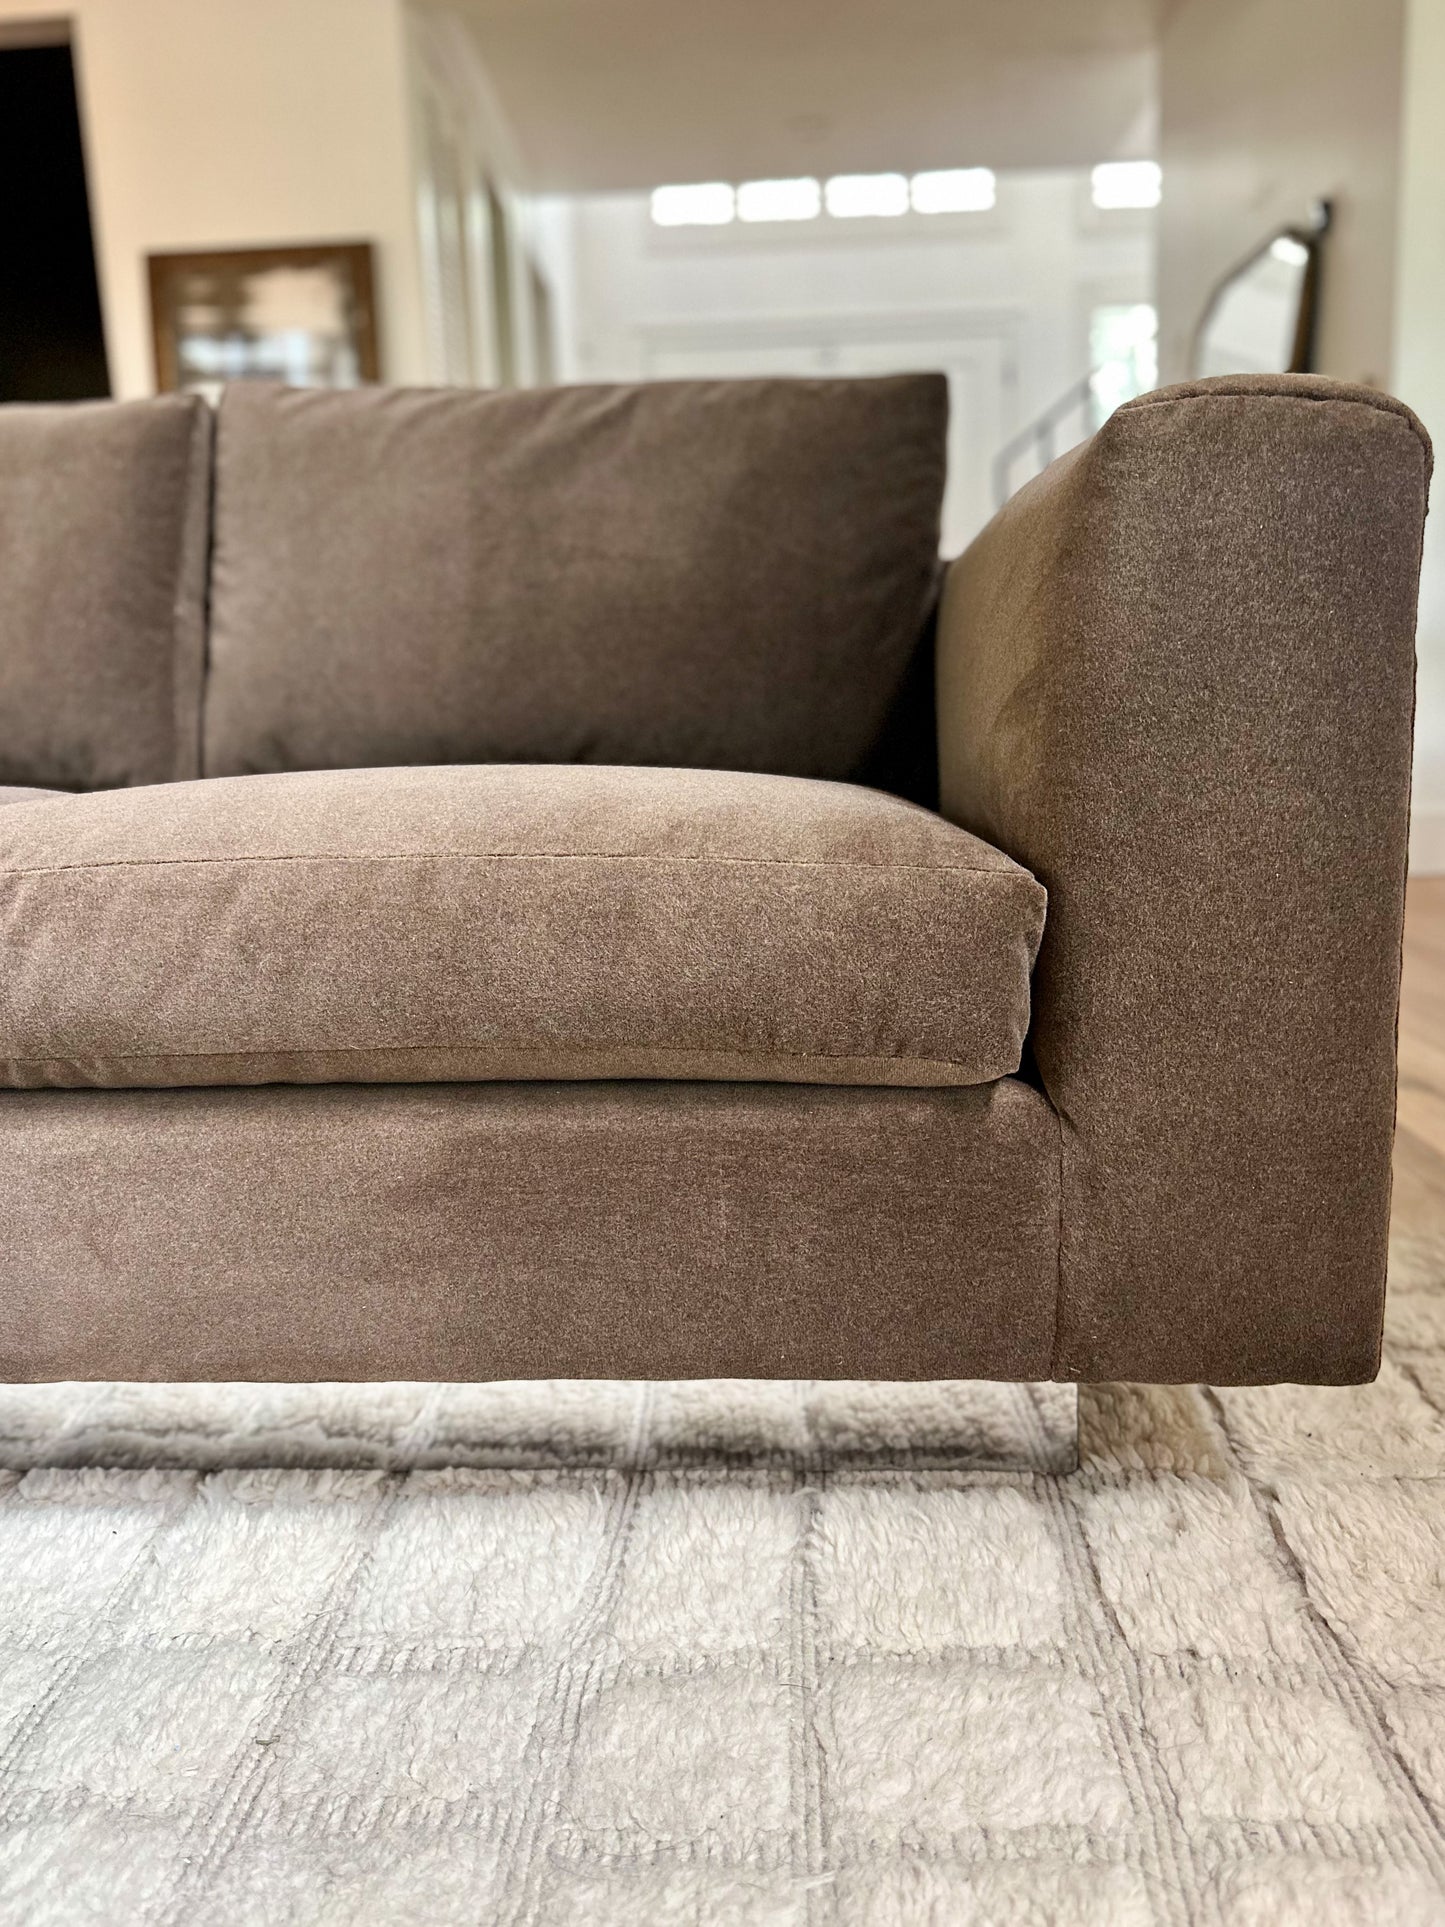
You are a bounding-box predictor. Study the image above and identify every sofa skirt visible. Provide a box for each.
[0,1078,1060,1384]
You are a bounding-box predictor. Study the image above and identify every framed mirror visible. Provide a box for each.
[1191,204,1330,380]
[148,242,381,401]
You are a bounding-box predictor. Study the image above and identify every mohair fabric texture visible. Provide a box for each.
[201,376,948,782]
[0,1078,1059,1382]
[938,373,1431,1386]
[0,395,211,791]
[0,763,1044,1090]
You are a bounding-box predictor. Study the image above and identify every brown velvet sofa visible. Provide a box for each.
[0,371,1430,1388]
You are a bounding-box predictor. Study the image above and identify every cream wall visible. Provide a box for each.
[0,0,430,395]
[1156,0,1405,387]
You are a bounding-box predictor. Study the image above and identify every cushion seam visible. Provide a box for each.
[5,1040,1005,1071]
[0,852,1037,881]
[170,400,211,783]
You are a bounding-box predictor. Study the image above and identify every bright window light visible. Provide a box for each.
[825,172,909,218]
[650,182,735,227]
[1090,161,1162,210]
[910,168,996,214]
[1270,234,1310,267]
[736,177,821,222]
[1090,303,1159,424]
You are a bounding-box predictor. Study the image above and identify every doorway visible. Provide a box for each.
[0,33,110,401]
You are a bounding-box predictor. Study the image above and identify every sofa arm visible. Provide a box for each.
[938,374,1431,1384]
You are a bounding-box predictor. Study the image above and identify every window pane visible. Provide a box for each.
[825,173,909,218]
[1089,303,1159,425]
[910,168,996,214]
[736,178,820,222]
[651,183,735,227]
[1090,161,1161,210]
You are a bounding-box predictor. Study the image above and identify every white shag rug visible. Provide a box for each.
[1,1249,1444,1924]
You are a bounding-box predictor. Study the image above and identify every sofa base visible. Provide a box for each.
[0,1079,1060,1385]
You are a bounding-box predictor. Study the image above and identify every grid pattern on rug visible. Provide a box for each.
[0,1276,1443,1924]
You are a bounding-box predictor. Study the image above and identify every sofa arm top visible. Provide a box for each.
[1118,368,1430,441]
[938,373,1431,1383]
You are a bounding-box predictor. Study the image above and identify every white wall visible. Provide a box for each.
[1,0,430,395]
[1394,0,1445,868]
[406,7,556,389]
[1157,0,1405,387]
[545,174,1154,553]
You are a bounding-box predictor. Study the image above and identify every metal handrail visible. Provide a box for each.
[991,372,1099,511]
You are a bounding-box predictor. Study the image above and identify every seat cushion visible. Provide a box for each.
[202,376,947,784]
[0,395,211,790]
[0,765,1044,1090]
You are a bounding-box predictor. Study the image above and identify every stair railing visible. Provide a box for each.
[992,372,1102,511]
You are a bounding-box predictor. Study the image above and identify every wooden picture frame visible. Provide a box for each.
[147,241,381,395]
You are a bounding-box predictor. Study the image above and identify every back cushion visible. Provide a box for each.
[0,396,211,790]
[203,376,947,780]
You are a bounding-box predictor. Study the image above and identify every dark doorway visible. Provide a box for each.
[0,39,110,401]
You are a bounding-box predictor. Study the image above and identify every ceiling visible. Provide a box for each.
[444,0,1163,192]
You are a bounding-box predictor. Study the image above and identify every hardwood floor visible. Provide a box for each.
[1394,876,1445,1241]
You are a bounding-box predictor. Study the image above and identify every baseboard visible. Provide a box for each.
[1413,809,1445,874]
